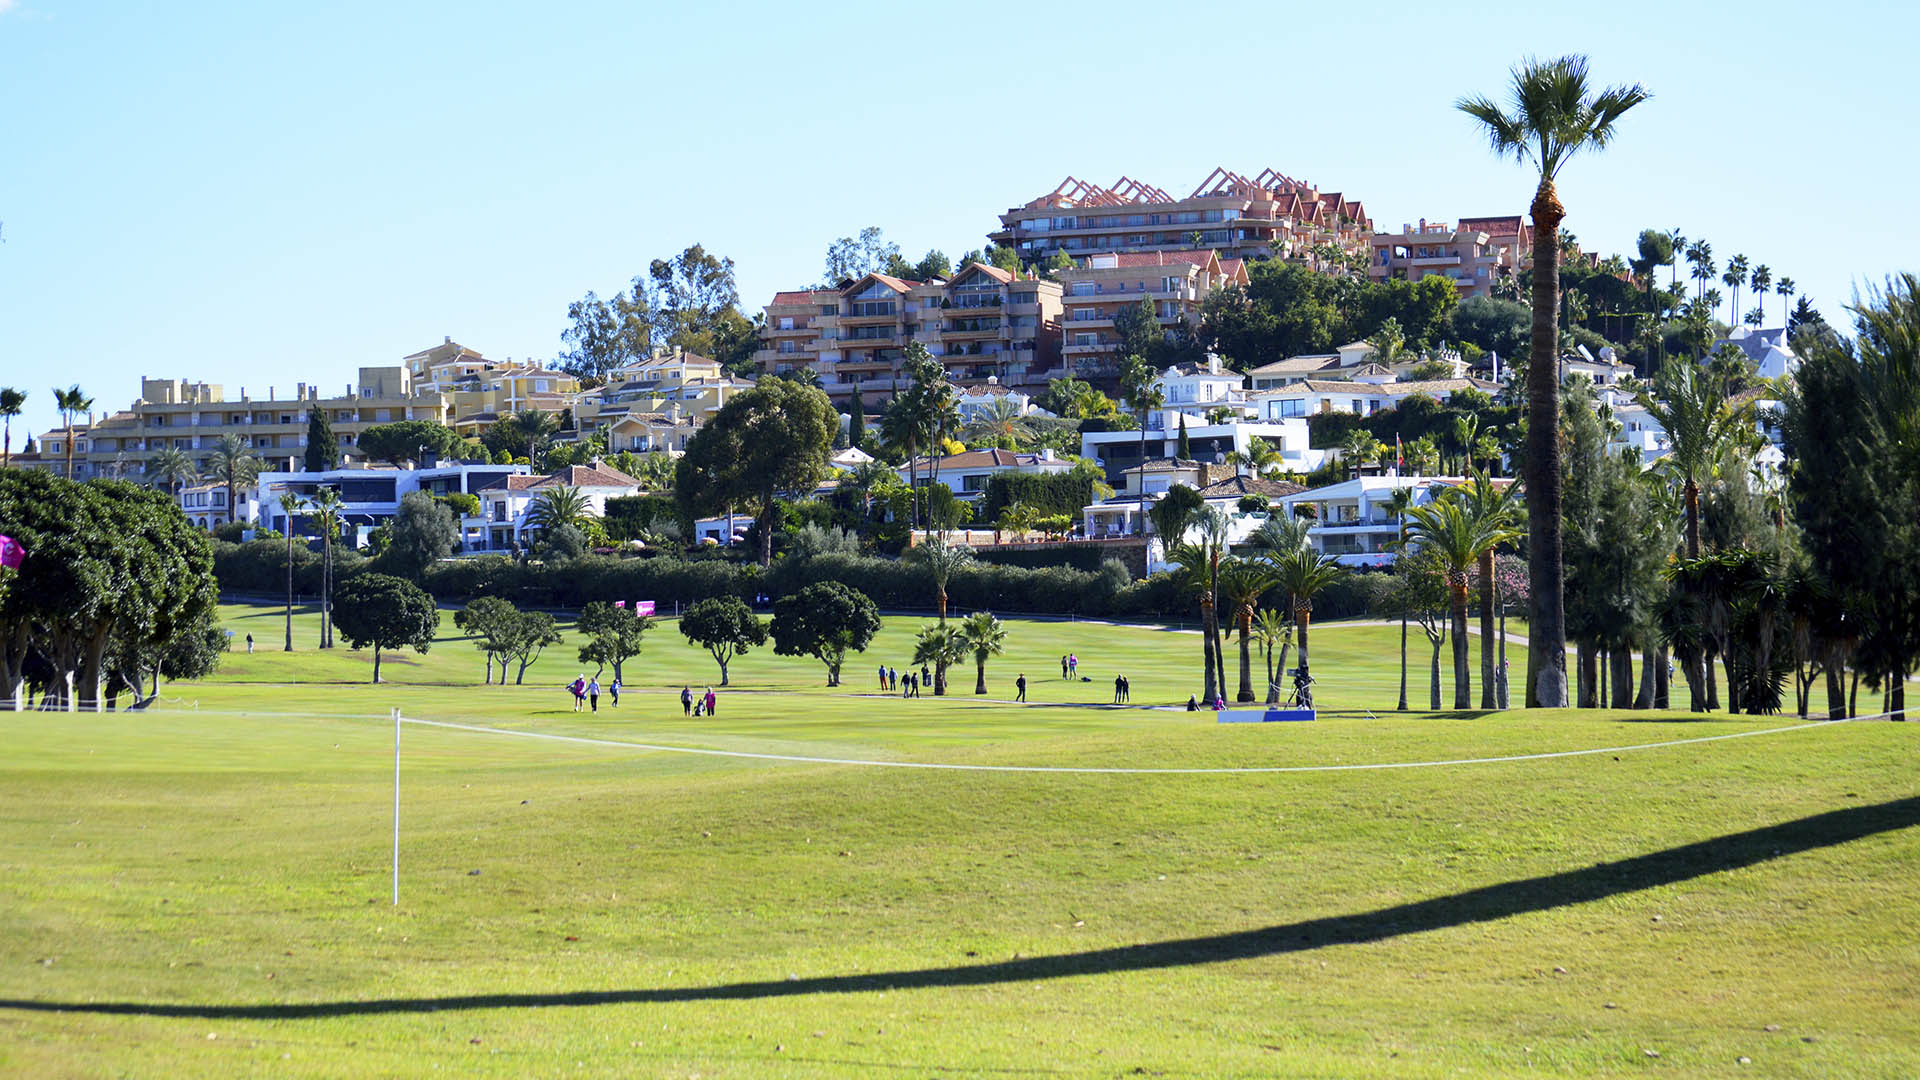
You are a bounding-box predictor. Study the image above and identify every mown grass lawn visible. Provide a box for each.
[1,603,1913,1077]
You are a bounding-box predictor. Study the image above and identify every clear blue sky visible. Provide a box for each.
[2,0,1912,439]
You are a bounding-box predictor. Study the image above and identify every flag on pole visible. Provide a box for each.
[0,535,23,570]
[1395,434,1403,472]
[614,600,625,609]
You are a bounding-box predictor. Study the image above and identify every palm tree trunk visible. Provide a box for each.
[1825,646,1847,719]
[1497,589,1510,709]
[1611,649,1634,709]
[1429,635,1444,709]
[1397,612,1409,711]
[1892,671,1906,723]
[1599,650,1609,708]
[1236,612,1253,703]
[975,659,987,695]
[1702,645,1720,710]
[1477,549,1496,708]
[1199,602,1217,703]
[1450,583,1471,709]
[1635,644,1655,709]
[1265,643,1279,705]
[1684,480,1701,558]
[1295,607,1311,700]
[1576,642,1597,707]
[1524,178,1568,709]
[1654,644,1671,709]
[1274,636,1292,704]
[1848,667,1860,717]
[284,533,294,652]
[1137,423,1149,537]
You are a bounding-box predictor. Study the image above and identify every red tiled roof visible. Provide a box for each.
[770,290,828,306]
[530,463,642,489]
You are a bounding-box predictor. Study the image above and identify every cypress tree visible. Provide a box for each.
[1176,413,1191,460]
[304,408,339,472]
[848,384,867,451]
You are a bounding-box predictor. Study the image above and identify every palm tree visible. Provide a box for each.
[1117,354,1165,536]
[1251,608,1290,704]
[1245,512,1311,557]
[880,392,928,526]
[1224,436,1283,477]
[52,385,94,479]
[1456,54,1648,709]
[1723,254,1749,327]
[1666,229,1687,290]
[1457,470,1524,707]
[911,622,966,696]
[145,446,198,497]
[957,610,1009,695]
[208,432,261,526]
[1364,318,1409,368]
[1637,359,1749,558]
[1338,429,1385,477]
[277,492,305,651]
[1167,509,1230,702]
[1748,265,1772,325]
[1776,277,1795,329]
[1383,485,1417,710]
[525,485,593,535]
[1216,558,1279,702]
[922,375,961,503]
[1686,241,1715,301]
[0,387,24,467]
[1406,492,1521,709]
[1267,546,1347,706]
[961,396,1033,449]
[917,534,973,623]
[307,485,345,649]
[511,408,560,463]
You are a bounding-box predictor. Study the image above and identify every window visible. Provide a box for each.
[1073,332,1098,347]
[534,379,550,393]
[1269,400,1304,419]
[819,304,838,316]
[779,317,795,330]
[1069,282,1096,296]
[1010,291,1036,305]
[1350,400,1363,414]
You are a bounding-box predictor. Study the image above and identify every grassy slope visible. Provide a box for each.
[1,604,1913,1078]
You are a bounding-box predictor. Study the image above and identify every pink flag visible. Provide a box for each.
[635,601,656,617]
[0,535,22,570]
[614,600,626,608]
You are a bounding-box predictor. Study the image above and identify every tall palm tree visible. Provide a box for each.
[1167,509,1230,702]
[1685,241,1715,301]
[1776,277,1795,329]
[277,492,305,651]
[1251,608,1290,704]
[307,485,345,649]
[1383,485,1417,710]
[1216,557,1279,702]
[52,385,94,479]
[880,392,928,526]
[1637,359,1749,558]
[525,485,594,535]
[922,377,961,504]
[1457,470,1524,707]
[1267,546,1347,706]
[1117,354,1165,536]
[957,610,1008,695]
[511,408,559,463]
[208,432,261,526]
[1723,254,1749,327]
[961,396,1033,449]
[1224,436,1283,477]
[1666,230,1687,290]
[1245,512,1311,557]
[144,446,198,497]
[1748,265,1772,326]
[1457,54,1649,709]
[917,534,972,623]
[0,387,24,467]
[1406,493,1522,708]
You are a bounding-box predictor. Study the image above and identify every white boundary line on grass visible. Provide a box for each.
[391,712,1883,775]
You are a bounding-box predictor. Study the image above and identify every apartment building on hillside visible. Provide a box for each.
[752,262,1063,406]
[990,168,1373,267]
[1369,216,1532,298]
[1055,249,1246,378]
[71,369,450,481]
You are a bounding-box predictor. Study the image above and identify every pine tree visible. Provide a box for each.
[1176,413,1191,460]
[848,384,867,451]
[304,408,338,472]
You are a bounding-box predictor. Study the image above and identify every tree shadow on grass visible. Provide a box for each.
[4,797,1915,1021]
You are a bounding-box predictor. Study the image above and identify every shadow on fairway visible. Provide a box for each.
[6,797,1915,1021]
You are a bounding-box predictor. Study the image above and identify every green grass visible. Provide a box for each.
[2,603,1914,1077]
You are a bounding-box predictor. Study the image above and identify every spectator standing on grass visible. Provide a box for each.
[587,676,600,713]
[1113,674,1124,704]
[878,664,887,691]
[246,633,254,654]
[704,686,717,716]
[1069,653,1078,678]
[888,666,897,692]
[569,675,587,712]
[1120,676,1130,703]
[921,664,931,689]
[1015,673,1027,702]
[681,686,693,715]
[1060,654,1068,679]
[608,678,620,707]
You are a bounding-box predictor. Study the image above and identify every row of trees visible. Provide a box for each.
[558,244,761,383]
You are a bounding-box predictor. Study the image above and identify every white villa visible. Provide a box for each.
[896,447,1075,503]
[1250,375,1501,420]
[1270,475,1510,568]
[254,462,531,552]
[1079,418,1324,480]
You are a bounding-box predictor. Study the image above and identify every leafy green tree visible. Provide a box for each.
[386,489,459,577]
[576,601,655,683]
[0,387,24,467]
[1117,353,1165,535]
[1457,53,1649,708]
[510,409,560,462]
[1147,483,1205,545]
[1175,413,1191,460]
[771,581,879,687]
[356,420,461,466]
[1457,471,1524,707]
[1379,547,1451,708]
[957,610,1008,695]
[1251,607,1290,704]
[1407,490,1521,708]
[559,288,655,383]
[500,609,562,685]
[911,622,966,696]
[823,226,901,285]
[539,523,588,561]
[307,485,344,648]
[676,379,836,566]
[1637,359,1750,558]
[304,408,339,472]
[454,595,518,684]
[331,573,439,683]
[847,384,867,452]
[680,596,764,686]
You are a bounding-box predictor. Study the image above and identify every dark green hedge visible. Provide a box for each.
[979,470,1102,522]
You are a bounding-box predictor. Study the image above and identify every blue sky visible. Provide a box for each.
[2,0,1912,439]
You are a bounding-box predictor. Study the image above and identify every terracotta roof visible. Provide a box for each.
[1197,474,1307,499]
[530,463,641,489]
[770,290,829,306]
[959,262,1016,284]
[1102,249,1217,269]
[844,272,918,295]
[1458,215,1525,236]
[1279,378,1498,396]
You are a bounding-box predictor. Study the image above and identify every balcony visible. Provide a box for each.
[1410,253,1463,267]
